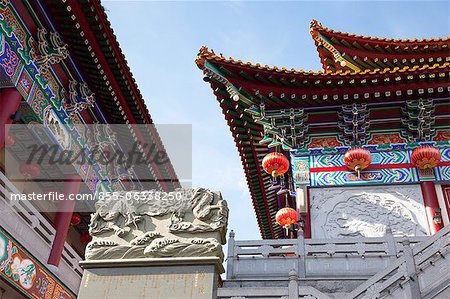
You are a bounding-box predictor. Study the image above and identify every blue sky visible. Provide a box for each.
[103,0,450,240]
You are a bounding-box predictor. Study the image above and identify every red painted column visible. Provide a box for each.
[0,88,22,149]
[47,176,82,268]
[420,181,443,235]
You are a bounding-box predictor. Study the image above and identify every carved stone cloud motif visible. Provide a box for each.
[310,185,429,238]
[86,188,228,263]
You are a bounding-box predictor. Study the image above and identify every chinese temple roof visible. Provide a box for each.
[39,0,179,191]
[309,20,450,72]
[196,46,450,108]
[197,22,450,238]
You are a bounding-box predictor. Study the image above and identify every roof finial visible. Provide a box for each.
[310,19,322,29]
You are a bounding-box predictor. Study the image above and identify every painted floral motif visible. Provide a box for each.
[40,70,61,102]
[308,137,343,149]
[433,130,450,141]
[11,256,36,290]
[368,133,406,145]
[294,158,310,184]
[0,43,19,77]
[0,238,15,273]
[0,7,27,45]
[0,230,75,299]
[30,89,50,119]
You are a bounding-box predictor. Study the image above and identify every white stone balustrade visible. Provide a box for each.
[350,224,450,299]
[226,229,424,281]
[0,171,83,293]
[220,225,450,298]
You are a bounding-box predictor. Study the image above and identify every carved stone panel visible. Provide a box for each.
[86,188,228,264]
[310,185,429,238]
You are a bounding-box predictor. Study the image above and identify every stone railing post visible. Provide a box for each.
[288,269,299,299]
[385,227,398,260]
[402,238,421,299]
[226,230,235,279]
[297,229,306,279]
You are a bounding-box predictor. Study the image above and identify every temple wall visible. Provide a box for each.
[310,185,430,238]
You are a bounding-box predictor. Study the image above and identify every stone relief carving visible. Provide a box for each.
[86,188,228,262]
[310,185,429,238]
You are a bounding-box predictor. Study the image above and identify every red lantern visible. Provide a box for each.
[80,232,92,244]
[344,148,371,178]
[5,133,15,147]
[262,152,289,177]
[70,213,81,226]
[275,207,298,228]
[411,146,441,169]
[19,163,41,179]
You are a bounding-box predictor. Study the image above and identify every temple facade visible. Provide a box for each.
[0,1,178,298]
[198,20,450,298]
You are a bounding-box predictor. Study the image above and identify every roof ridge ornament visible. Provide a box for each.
[309,19,322,29]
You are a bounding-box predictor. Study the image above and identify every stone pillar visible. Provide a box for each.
[385,227,398,260]
[288,269,299,299]
[296,230,306,279]
[402,238,421,299]
[0,88,22,149]
[47,175,81,269]
[226,230,235,279]
[421,181,443,234]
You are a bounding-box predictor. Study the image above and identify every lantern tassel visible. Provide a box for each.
[355,165,362,179]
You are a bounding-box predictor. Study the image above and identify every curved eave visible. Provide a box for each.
[197,46,450,77]
[197,47,450,110]
[309,20,450,72]
[310,19,450,48]
[211,82,282,239]
[41,0,180,190]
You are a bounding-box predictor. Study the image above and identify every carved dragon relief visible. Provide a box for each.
[310,186,429,239]
[86,188,228,262]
